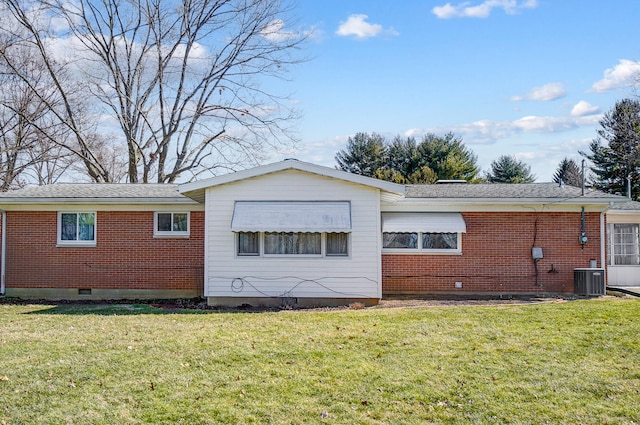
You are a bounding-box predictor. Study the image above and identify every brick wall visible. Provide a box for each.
[4,210,204,295]
[382,211,602,294]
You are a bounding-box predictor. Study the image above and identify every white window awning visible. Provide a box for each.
[231,201,352,232]
[382,212,466,233]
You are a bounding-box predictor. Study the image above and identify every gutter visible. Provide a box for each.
[1,210,5,295]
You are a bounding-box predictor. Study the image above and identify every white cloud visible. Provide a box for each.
[260,19,299,43]
[406,113,601,145]
[432,0,538,19]
[511,82,566,101]
[335,14,398,39]
[571,101,600,117]
[591,59,640,93]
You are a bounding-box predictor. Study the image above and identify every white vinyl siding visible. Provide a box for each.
[204,170,382,299]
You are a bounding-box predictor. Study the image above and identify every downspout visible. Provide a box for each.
[1,210,6,295]
[600,212,607,287]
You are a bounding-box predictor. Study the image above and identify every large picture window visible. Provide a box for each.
[58,212,96,246]
[264,232,321,255]
[237,232,348,257]
[611,223,640,265]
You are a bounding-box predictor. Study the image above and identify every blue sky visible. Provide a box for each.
[274,0,640,181]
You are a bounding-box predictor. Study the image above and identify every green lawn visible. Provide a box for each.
[1,298,639,424]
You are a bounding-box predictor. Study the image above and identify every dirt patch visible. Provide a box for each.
[371,294,568,309]
[0,294,583,312]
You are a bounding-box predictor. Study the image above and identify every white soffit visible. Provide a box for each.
[382,212,467,233]
[231,201,352,232]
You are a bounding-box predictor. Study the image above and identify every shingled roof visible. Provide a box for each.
[406,182,622,201]
[0,183,197,205]
[607,200,640,211]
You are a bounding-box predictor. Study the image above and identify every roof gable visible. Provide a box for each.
[179,159,406,203]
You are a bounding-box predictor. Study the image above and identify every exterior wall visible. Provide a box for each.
[606,212,640,287]
[382,211,602,294]
[204,170,382,302]
[3,210,204,299]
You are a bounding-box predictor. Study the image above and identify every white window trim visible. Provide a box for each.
[154,212,190,238]
[609,223,640,266]
[236,231,350,258]
[382,231,462,255]
[57,211,97,247]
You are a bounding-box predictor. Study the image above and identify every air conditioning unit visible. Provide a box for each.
[574,268,605,296]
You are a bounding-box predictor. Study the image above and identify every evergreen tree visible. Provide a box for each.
[582,98,640,198]
[552,158,582,187]
[335,132,386,177]
[336,132,479,183]
[415,133,479,181]
[485,155,536,183]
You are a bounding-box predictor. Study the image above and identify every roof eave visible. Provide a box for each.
[0,197,199,205]
[399,197,620,205]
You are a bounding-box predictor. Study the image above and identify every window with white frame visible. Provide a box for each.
[237,232,349,257]
[381,213,465,254]
[58,212,96,246]
[610,223,640,265]
[154,212,189,237]
[383,232,459,252]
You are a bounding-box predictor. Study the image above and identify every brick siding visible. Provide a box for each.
[1,209,604,297]
[382,211,602,294]
[3,210,204,294]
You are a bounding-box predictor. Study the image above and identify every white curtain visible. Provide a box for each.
[264,232,321,254]
[383,232,418,249]
[327,233,348,255]
[422,233,457,250]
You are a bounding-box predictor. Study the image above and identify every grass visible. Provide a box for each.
[0,298,639,424]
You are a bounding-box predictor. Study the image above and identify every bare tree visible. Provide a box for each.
[1,0,305,183]
[0,37,83,189]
